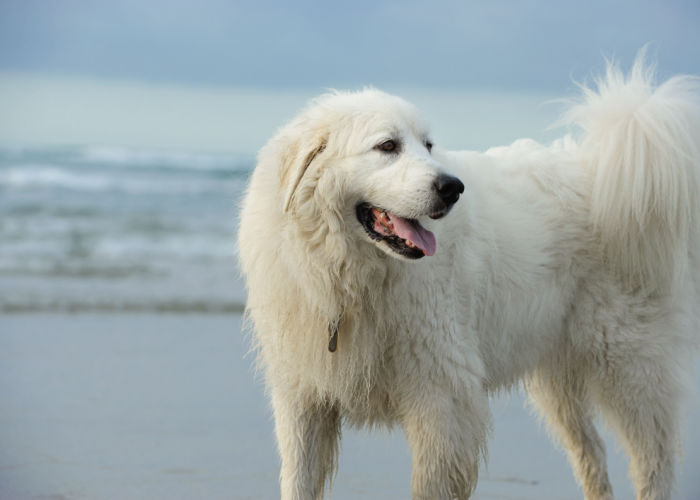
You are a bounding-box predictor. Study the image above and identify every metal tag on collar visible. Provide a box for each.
[328,323,338,352]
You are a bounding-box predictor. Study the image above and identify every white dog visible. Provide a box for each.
[238,55,700,500]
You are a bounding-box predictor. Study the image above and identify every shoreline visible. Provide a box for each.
[0,302,246,315]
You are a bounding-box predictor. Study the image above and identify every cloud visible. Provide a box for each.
[0,0,699,90]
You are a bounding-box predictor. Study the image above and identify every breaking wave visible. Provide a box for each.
[0,144,250,314]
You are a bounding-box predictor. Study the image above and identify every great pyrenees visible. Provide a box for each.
[238,55,700,500]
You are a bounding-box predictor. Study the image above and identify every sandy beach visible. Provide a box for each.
[1,313,698,500]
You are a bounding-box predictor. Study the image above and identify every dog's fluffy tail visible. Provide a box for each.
[566,51,700,293]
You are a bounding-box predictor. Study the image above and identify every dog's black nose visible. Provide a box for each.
[433,174,465,206]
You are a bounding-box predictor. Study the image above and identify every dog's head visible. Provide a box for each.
[267,89,464,261]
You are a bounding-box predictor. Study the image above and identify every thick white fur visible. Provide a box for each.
[238,55,700,500]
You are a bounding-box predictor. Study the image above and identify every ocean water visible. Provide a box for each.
[0,145,251,313]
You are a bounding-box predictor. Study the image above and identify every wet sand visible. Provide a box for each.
[1,314,698,499]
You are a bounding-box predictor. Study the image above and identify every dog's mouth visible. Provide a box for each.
[356,203,436,259]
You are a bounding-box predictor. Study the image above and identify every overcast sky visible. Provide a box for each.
[1,0,699,152]
[1,0,699,91]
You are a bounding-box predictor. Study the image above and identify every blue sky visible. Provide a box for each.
[1,0,699,90]
[1,0,699,152]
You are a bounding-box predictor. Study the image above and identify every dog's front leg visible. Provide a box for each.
[271,390,341,500]
[402,388,490,500]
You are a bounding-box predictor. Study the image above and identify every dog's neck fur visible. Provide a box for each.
[271,187,407,405]
[287,168,393,327]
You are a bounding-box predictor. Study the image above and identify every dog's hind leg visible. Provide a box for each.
[593,346,684,500]
[526,360,614,500]
[271,390,341,500]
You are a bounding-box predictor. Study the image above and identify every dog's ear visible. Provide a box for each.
[280,132,327,213]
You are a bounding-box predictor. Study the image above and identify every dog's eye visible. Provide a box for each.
[425,141,433,153]
[377,140,397,153]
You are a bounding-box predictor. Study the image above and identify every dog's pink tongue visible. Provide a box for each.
[389,214,436,256]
